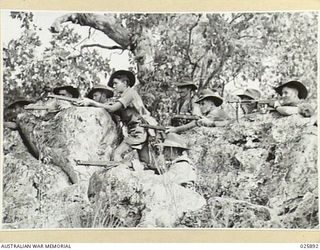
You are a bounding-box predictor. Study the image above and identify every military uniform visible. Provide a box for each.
[173,95,199,114]
[115,87,155,149]
[171,80,201,126]
[107,70,156,155]
[157,133,197,188]
[195,89,230,127]
[237,88,262,116]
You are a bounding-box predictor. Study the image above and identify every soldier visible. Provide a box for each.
[53,85,80,98]
[166,89,230,134]
[237,88,262,115]
[4,98,33,129]
[4,97,40,161]
[77,70,157,165]
[269,80,308,116]
[86,84,114,103]
[159,133,196,188]
[171,80,201,126]
[27,85,80,111]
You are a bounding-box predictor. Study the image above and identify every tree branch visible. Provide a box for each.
[80,44,124,51]
[201,24,228,89]
[51,13,132,49]
[229,13,244,24]
[238,35,258,39]
[186,14,202,76]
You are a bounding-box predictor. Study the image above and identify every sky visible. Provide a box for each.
[1,10,131,71]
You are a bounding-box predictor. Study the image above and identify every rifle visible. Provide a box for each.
[171,114,201,121]
[140,123,167,131]
[25,106,58,111]
[75,160,120,169]
[227,99,276,104]
[227,99,276,122]
[48,94,79,103]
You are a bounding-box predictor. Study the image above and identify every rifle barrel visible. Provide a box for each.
[76,160,119,166]
[171,114,200,120]
[227,99,275,104]
[48,94,79,103]
[140,124,167,131]
[25,106,57,111]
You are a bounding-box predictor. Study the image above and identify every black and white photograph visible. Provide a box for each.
[2,10,318,229]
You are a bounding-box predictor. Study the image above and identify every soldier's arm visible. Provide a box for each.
[275,106,299,116]
[198,109,230,127]
[102,88,134,113]
[77,98,123,112]
[103,102,123,113]
[214,120,231,127]
[166,120,197,134]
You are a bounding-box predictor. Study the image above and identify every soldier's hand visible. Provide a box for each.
[268,100,282,108]
[165,126,178,134]
[298,103,315,117]
[267,100,276,107]
[57,101,73,110]
[197,117,215,127]
[76,98,95,107]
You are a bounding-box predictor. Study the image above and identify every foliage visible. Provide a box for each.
[114,12,318,123]
[3,12,111,107]
[4,12,317,117]
[120,13,317,98]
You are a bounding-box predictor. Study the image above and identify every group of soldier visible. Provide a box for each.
[4,69,312,186]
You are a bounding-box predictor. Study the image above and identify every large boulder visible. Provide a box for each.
[3,106,121,229]
[16,106,121,185]
[3,128,86,229]
[87,165,206,228]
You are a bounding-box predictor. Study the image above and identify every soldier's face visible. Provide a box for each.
[92,91,107,103]
[177,87,191,97]
[58,89,73,98]
[281,87,299,105]
[112,78,128,93]
[199,99,215,114]
[163,147,179,161]
[240,96,255,114]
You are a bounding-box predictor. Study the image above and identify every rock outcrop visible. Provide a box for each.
[3,108,318,228]
[3,106,120,228]
[180,113,318,228]
[16,106,120,184]
[87,164,206,228]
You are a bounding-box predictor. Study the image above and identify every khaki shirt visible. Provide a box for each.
[173,95,201,116]
[117,87,151,126]
[172,96,201,126]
